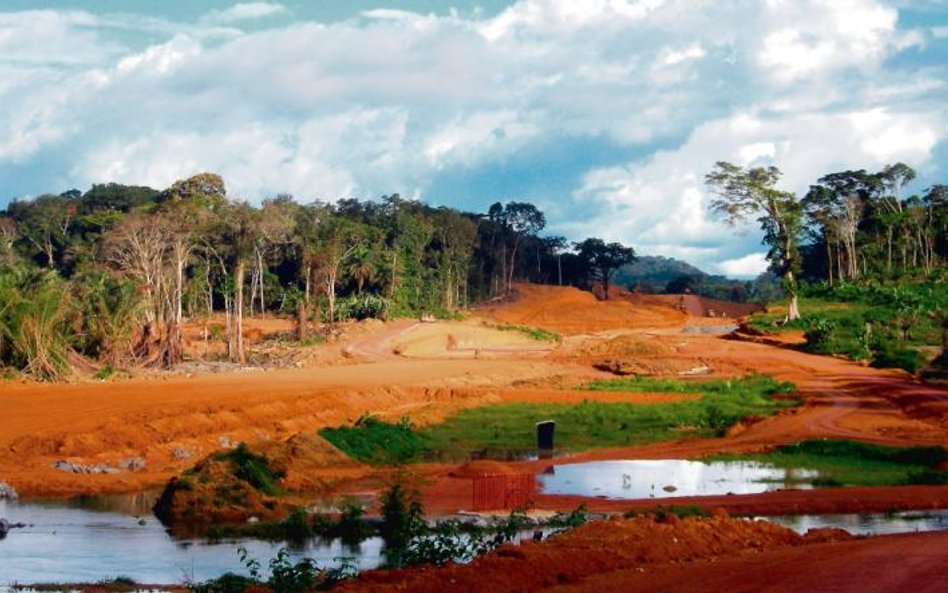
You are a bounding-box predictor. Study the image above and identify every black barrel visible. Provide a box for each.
[536,420,556,451]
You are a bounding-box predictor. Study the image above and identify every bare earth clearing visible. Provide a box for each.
[2,283,948,591]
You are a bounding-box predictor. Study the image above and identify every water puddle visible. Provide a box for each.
[538,459,818,499]
[764,510,948,536]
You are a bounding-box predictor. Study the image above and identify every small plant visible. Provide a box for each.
[198,546,356,593]
[94,365,114,380]
[627,505,709,520]
[549,504,588,528]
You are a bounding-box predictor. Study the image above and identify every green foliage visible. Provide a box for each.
[71,269,146,367]
[751,281,947,372]
[491,323,561,342]
[335,294,390,321]
[216,443,285,496]
[0,267,73,380]
[548,504,589,528]
[320,415,429,465]
[713,439,948,487]
[379,479,533,569]
[626,505,710,520]
[193,546,357,593]
[190,572,255,593]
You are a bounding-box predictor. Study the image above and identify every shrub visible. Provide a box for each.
[216,443,285,496]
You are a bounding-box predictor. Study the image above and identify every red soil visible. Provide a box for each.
[3,283,948,591]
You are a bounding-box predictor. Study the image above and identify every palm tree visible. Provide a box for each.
[347,247,378,295]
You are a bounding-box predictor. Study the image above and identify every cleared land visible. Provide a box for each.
[3,283,948,591]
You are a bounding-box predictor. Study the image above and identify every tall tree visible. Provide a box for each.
[501,201,546,294]
[706,162,803,321]
[573,238,636,299]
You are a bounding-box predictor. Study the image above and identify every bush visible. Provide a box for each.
[335,294,390,321]
[870,336,924,374]
[216,443,285,496]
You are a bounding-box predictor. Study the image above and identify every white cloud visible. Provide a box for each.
[719,252,769,277]
[0,0,946,274]
[201,2,287,25]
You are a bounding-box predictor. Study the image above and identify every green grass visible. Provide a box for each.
[322,376,798,464]
[490,323,561,342]
[320,415,429,465]
[709,440,948,487]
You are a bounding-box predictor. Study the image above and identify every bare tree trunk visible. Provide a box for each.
[257,247,266,317]
[326,268,337,324]
[234,259,246,364]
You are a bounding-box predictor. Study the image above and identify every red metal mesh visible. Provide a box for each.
[472,474,536,511]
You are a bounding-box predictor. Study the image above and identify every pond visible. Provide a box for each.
[0,496,382,586]
[538,459,819,499]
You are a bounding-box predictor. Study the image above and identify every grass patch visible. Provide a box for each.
[420,375,795,458]
[710,440,948,487]
[490,323,561,342]
[320,415,429,465]
[323,376,796,464]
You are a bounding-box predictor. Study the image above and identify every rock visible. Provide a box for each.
[172,446,195,460]
[53,460,118,474]
[0,482,18,500]
[0,518,27,539]
[119,457,147,471]
[593,359,638,376]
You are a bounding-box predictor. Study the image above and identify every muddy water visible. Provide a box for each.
[538,459,819,499]
[766,510,948,536]
[0,497,382,585]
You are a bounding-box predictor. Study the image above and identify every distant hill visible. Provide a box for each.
[614,255,709,289]
[615,256,781,303]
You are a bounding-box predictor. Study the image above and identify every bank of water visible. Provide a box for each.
[538,459,819,499]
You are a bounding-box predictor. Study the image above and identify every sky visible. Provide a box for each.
[1,1,947,277]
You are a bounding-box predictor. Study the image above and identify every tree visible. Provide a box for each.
[542,236,568,286]
[802,170,874,283]
[501,201,546,294]
[573,238,636,299]
[706,162,803,322]
[0,217,18,265]
[874,163,916,272]
[347,246,378,295]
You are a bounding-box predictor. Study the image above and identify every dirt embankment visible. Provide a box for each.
[337,514,867,593]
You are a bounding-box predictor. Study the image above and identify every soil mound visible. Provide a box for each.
[339,515,850,593]
[449,460,518,479]
[478,284,688,335]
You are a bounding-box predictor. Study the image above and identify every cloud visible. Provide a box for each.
[0,0,946,275]
[719,252,769,277]
[201,2,288,25]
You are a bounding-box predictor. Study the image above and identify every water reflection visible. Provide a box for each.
[765,510,948,536]
[0,499,382,585]
[539,459,819,499]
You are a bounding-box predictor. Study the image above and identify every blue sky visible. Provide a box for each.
[2,1,947,276]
